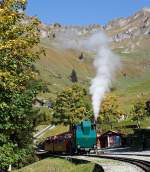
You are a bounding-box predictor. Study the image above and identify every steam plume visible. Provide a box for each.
[88,32,120,121]
[56,31,120,121]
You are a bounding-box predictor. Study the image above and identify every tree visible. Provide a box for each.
[53,84,93,125]
[131,99,146,128]
[70,69,78,83]
[35,107,53,125]
[0,0,42,170]
[97,95,121,132]
[78,52,84,60]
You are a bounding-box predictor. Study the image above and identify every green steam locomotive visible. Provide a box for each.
[40,120,97,154]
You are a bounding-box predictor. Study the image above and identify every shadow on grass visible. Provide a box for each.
[49,156,104,172]
[92,164,104,172]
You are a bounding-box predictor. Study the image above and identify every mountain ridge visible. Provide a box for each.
[38,8,150,43]
[35,8,150,111]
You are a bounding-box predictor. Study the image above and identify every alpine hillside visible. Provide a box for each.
[35,8,150,111]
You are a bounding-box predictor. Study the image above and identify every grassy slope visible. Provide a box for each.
[114,48,150,111]
[37,125,69,142]
[35,124,49,133]
[33,36,150,144]
[14,158,95,172]
[36,38,93,99]
[37,36,150,112]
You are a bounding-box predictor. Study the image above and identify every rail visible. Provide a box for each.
[86,154,150,172]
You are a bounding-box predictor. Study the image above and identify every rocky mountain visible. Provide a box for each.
[39,23,102,39]
[38,8,150,43]
[106,8,150,42]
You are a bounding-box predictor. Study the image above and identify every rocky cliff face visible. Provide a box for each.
[106,8,150,42]
[39,23,103,39]
[38,8,150,44]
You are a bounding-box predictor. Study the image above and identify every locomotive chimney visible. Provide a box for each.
[93,118,97,130]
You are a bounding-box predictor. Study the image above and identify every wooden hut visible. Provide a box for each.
[99,131,123,148]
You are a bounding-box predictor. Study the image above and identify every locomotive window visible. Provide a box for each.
[64,135,68,139]
[46,138,53,143]
[64,134,72,140]
[92,124,96,130]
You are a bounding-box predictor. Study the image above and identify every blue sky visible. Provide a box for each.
[26,0,150,25]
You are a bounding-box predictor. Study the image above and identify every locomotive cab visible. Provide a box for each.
[74,120,97,153]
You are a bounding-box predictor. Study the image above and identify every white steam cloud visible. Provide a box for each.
[88,33,120,121]
[56,31,120,121]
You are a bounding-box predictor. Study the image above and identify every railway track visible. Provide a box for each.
[36,149,150,171]
[104,152,150,157]
[86,154,150,172]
